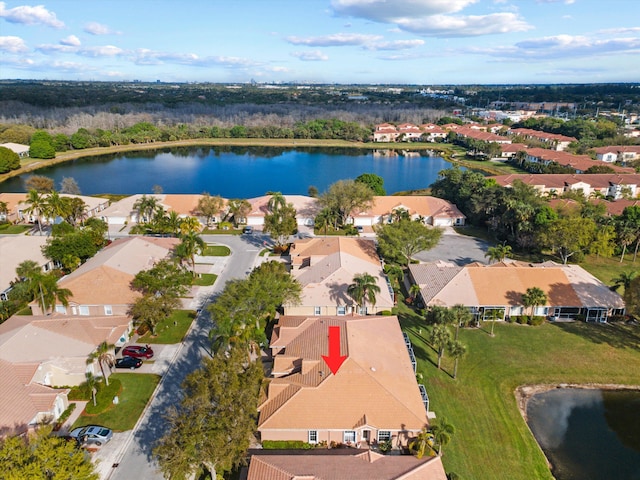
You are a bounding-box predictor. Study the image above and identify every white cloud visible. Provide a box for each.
[36,43,77,54]
[78,45,124,57]
[331,0,478,21]
[132,48,257,68]
[398,12,532,37]
[598,27,640,35]
[291,50,329,61]
[0,35,28,52]
[287,33,382,46]
[60,35,81,46]
[366,39,425,50]
[0,2,64,28]
[84,21,119,35]
[466,33,640,60]
[536,0,575,4]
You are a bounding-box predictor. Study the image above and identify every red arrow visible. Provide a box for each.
[322,325,347,375]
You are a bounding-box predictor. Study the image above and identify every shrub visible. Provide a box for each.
[516,316,528,325]
[379,310,393,316]
[262,440,311,450]
[528,316,546,326]
[378,439,393,453]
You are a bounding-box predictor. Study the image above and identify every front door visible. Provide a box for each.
[363,430,370,444]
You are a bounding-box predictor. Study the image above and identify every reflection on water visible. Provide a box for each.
[0,146,455,196]
[527,388,640,480]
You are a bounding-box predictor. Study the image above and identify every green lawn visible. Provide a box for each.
[0,223,32,234]
[202,245,231,256]
[202,228,242,235]
[193,273,217,286]
[73,373,160,431]
[138,309,197,344]
[398,303,640,480]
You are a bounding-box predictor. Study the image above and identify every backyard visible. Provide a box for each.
[398,302,640,480]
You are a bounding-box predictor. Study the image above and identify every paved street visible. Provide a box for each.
[106,234,266,480]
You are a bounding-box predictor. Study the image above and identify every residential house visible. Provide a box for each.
[0,359,69,438]
[397,123,423,141]
[0,236,55,301]
[454,126,512,144]
[285,237,394,316]
[259,315,429,447]
[31,236,179,316]
[499,143,528,159]
[491,173,640,199]
[508,128,577,151]
[246,194,320,228]
[409,260,625,323]
[247,451,447,480]
[350,196,466,227]
[523,148,635,174]
[420,123,447,142]
[99,194,163,225]
[0,142,30,157]
[0,313,131,436]
[0,192,109,224]
[594,145,640,163]
[373,123,399,142]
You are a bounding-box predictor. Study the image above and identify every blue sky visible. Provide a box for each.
[1,0,639,84]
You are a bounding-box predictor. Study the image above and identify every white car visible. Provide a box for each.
[69,425,113,446]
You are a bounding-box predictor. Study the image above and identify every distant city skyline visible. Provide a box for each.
[1,0,639,84]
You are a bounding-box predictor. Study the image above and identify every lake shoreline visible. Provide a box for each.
[0,138,459,185]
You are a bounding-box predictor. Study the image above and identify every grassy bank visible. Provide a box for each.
[398,302,640,480]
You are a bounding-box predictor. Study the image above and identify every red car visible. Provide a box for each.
[122,345,154,359]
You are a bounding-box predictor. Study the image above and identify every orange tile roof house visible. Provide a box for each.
[594,145,640,163]
[351,196,466,228]
[247,451,447,480]
[285,238,394,316]
[247,195,320,228]
[31,236,179,316]
[409,260,625,323]
[524,148,635,174]
[508,128,577,151]
[99,194,211,226]
[491,173,640,200]
[259,315,429,448]
[0,235,54,301]
[0,192,109,224]
[0,314,130,436]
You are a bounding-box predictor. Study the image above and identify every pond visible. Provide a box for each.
[0,146,456,197]
[526,388,640,480]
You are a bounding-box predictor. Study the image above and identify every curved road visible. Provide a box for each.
[109,234,268,480]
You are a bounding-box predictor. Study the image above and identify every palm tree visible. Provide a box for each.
[162,210,182,236]
[43,191,68,223]
[486,308,504,337]
[612,271,637,293]
[226,199,251,227]
[86,341,115,386]
[17,262,71,315]
[314,208,334,236]
[347,273,381,315]
[23,189,46,235]
[176,232,206,277]
[409,427,436,459]
[133,194,159,224]
[179,216,202,236]
[267,192,286,214]
[450,304,472,341]
[448,340,467,379]
[429,324,451,370]
[0,200,8,219]
[430,418,455,455]
[409,284,421,303]
[485,243,512,264]
[85,372,98,407]
[521,287,548,319]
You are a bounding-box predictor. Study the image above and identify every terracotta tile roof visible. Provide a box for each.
[259,316,428,432]
[491,173,640,190]
[0,359,67,437]
[161,194,204,216]
[247,195,320,219]
[509,128,577,144]
[247,452,448,480]
[593,145,640,154]
[354,196,465,220]
[0,236,50,295]
[0,314,130,363]
[455,126,511,143]
[58,236,178,305]
[409,261,625,309]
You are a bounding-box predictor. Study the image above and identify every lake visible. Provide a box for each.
[526,388,640,480]
[0,146,455,197]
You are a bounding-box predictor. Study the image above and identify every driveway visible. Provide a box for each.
[414,227,490,265]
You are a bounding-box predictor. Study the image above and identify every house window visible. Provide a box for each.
[55,305,67,314]
[308,430,318,444]
[377,431,391,442]
[337,306,346,316]
[78,305,90,316]
[104,305,113,315]
[314,306,321,316]
[343,431,356,444]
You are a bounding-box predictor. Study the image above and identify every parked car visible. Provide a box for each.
[68,425,113,446]
[356,225,364,233]
[114,356,143,369]
[122,345,154,359]
[243,226,253,234]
